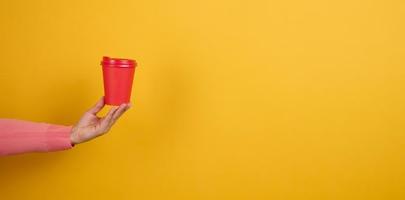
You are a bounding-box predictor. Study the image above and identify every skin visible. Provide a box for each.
[70,97,131,145]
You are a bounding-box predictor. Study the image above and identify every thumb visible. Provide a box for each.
[87,97,105,115]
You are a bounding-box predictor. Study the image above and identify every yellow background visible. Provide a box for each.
[0,0,404,199]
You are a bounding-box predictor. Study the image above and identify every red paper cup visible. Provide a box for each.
[101,56,137,105]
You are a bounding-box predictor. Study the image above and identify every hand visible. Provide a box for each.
[70,97,131,145]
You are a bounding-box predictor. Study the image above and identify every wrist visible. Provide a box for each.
[70,126,79,145]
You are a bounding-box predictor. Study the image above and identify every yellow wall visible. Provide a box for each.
[0,0,404,199]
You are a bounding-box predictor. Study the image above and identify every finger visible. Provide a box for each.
[87,96,105,115]
[99,106,119,132]
[112,104,130,122]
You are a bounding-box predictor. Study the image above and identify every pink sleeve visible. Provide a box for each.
[0,119,73,156]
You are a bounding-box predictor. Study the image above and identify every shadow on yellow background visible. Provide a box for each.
[0,0,404,199]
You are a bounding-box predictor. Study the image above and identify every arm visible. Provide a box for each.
[0,119,73,156]
[0,97,130,156]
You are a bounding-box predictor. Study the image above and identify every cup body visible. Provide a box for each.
[101,56,137,105]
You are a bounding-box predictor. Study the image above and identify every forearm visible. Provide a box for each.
[0,119,73,156]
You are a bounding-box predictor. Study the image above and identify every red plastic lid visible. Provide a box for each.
[101,56,137,67]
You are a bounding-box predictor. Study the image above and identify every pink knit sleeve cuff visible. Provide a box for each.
[44,124,74,151]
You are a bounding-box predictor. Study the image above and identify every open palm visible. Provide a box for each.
[70,97,131,145]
